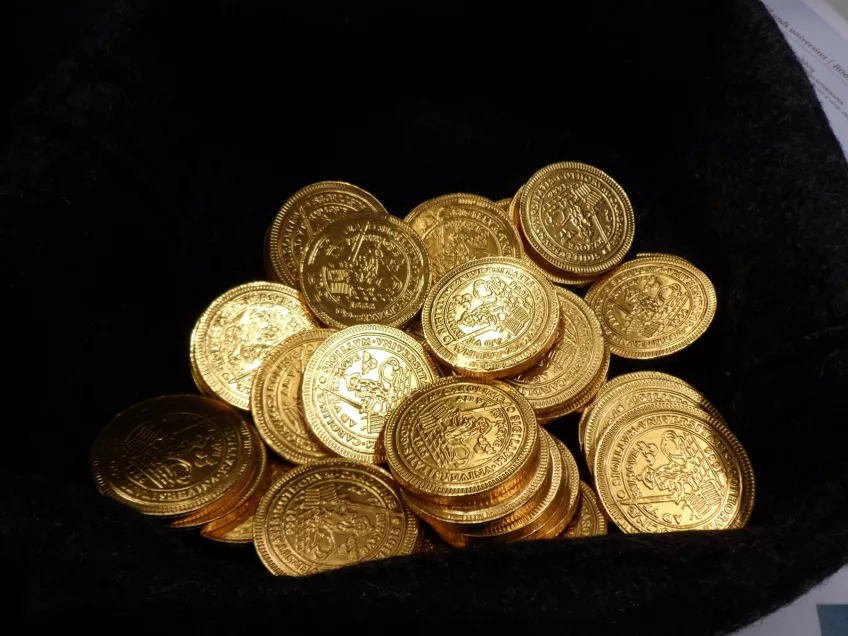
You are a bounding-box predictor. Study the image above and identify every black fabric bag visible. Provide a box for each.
[4,1,848,633]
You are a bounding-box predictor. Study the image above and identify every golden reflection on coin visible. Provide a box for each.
[536,343,610,423]
[421,257,560,378]
[253,459,419,576]
[581,371,725,475]
[519,162,635,276]
[192,282,317,410]
[301,324,440,463]
[584,255,717,359]
[495,198,512,212]
[91,395,254,516]
[594,403,754,533]
[250,329,337,465]
[384,377,539,506]
[266,181,388,288]
[562,481,608,538]
[405,193,523,281]
[504,287,605,414]
[300,211,430,329]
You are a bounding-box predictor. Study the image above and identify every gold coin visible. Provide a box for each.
[404,316,456,376]
[414,525,450,553]
[594,403,754,533]
[525,436,580,540]
[519,162,635,276]
[201,460,292,544]
[495,198,512,212]
[300,211,430,329]
[503,287,605,414]
[253,459,419,576]
[635,252,693,264]
[584,255,717,359]
[421,256,560,378]
[250,329,337,465]
[301,324,440,463]
[384,377,539,507]
[405,193,523,282]
[562,481,608,538]
[536,343,610,422]
[581,371,725,475]
[399,431,552,535]
[192,282,317,410]
[266,181,388,288]
[91,395,254,516]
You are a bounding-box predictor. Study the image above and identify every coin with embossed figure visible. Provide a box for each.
[504,287,605,415]
[91,395,254,516]
[581,371,725,475]
[253,459,419,576]
[594,403,754,534]
[300,211,430,329]
[192,282,317,410]
[250,329,337,465]
[405,193,523,282]
[584,255,717,359]
[520,162,635,276]
[301,325,440,463]
[562,481,608,538]
[384,377,539,507]
[266,181,388,288]
[421,257,559,378]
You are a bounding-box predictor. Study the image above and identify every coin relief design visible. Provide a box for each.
[300,212,430,328]
[301,325,440,463]
[253,460,418,576]
[594,404,754,533]
[267,181,388,288]
[250,329,337,465]
[405,193,523,281]
[562,481,608,538]
[584,256,717,358]
[520,162,634,275]
[422,257,559,378]
[192,282,317,410]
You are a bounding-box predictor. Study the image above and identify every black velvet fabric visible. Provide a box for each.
[4,1,848,633]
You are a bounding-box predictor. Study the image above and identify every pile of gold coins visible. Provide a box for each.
[91,162,755,577]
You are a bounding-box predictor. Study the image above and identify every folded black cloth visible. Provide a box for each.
[3,0,847,633]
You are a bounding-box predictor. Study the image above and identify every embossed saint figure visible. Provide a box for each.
[615,276,687,338]
[324,234,404,303]
[451,276,531,340]
[418,404,499,469]
[428,215,491,274]
[344,353,413,434]
[544,182,605,244]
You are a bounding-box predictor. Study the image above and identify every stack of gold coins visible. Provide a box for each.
[383,378,580,546]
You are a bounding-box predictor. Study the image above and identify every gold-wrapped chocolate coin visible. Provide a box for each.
[523,436,580,540]
[405,193,523,281]
[301,324,440,463]
[594,403,754,533]
[421,257,560,378]
[504,287,605,416]
[91,395,254,516]
[191,282,317,410]
[266,181,388,288]
[519,162,635,276]
[253,459,419,576]
[536,343,610,423]
[584,254,717,359]
[300,211,430,328]
[494,198,512,212]
[250,328,336,465]
[384,377,539,507]
[562,481,607,538]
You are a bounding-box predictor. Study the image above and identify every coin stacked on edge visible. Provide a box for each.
[90,166,756,577]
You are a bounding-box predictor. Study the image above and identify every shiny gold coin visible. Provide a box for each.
[581,371,725,475]
[495,198,512,212]
[253,459,419,576]
[384,377,539,507]
[421,256,560,378]
[594,403,755,533]
[519,162,635,276]
[300,211,430,329]
[562,481,608,538]
[404,315,455,376]
[526,436,580,540]
[266,181,388,288]
[405,193,523,282]
[250,328,337,465]
[584,255,717,359]
[301,324,440,463]
[504,287,605,414]
[201,460,292,544]
[192,282,317,410]
[91,395,254,516]
[536,343,610,423]
[635,252,694,264]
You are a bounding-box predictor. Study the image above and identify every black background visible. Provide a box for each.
[3,0,848,634]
